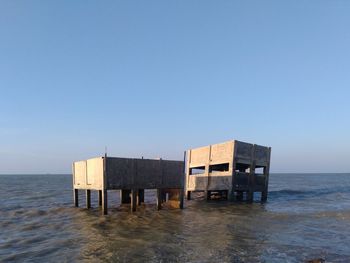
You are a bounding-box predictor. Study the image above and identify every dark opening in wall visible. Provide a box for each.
[189,166,205,175]
[235,163,250,173]
[209,163,229,173]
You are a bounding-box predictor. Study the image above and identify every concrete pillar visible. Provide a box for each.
[161,190,167,203]
[206,190,211,200]
[179,189,184,209]
[236,191,243,201]
[261,161,270,202]
[131,189,137,212]
[156,189,162,210]
[102,190,108,215]
[137,189,144,205]
[247,191,254,202]
[74,189,79,207]
[86,190,91,209]
[98,190,102,206]
[187,191,191,200]
[228,189,234,201]
[120,189,131,204]
[261,191,268,202]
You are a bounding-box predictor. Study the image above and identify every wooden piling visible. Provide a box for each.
[74,189,79,207]
[102,190,108,215]
[86,190,91,209]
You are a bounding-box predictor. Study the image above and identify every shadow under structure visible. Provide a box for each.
[72,155,185,214]
[185,140,271,202]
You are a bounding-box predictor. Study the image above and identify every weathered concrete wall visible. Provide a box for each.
[73,157,184,190]
[186,139,271,201]
[73,157,104,190]
[106,158,183,189]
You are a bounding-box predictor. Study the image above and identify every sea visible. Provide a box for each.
[0,173,350,263]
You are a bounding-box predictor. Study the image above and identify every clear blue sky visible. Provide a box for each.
[1,1,350,173]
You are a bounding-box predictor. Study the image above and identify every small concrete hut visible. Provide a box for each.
[185,140,271,202]
[72,155,184,214]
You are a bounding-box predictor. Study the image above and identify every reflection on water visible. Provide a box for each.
[1,174,350,262]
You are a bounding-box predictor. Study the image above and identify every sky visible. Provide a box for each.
[1,1,350,174]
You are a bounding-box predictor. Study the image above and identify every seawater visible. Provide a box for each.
[1,174,350,263]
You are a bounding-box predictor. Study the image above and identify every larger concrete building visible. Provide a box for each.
[185,140,271,202]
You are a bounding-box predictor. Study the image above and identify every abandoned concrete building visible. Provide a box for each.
[72,155,184,214]
[72,140,271,214]
[186,140,271,202]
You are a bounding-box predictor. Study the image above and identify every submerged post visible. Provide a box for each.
[156,189,162,210]
[86,190,91,209]
[102,153,108,215]
[179,189,184,209]
[74,189,79,207]
[102,190,108,215]
[98,190,102,206]
[261,147,272,202]
[131,189,137,212]
[138,189,144,205]
[121,190,131,204]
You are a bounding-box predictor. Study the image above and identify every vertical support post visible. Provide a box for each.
[102,153,108,215]
[236,191,243,201]
[98,190,102,206]
[185,150,191,201]
[179,189,184,209]
[137,189,144,205]
[187,191,191,200]
[131,189,137,212]
[156,189,162,210]
[207,190,211,200]
[120,189,131,204]
[86,190,91,209]
[261,147,271,202]
[102,190,108,215]
[74,189,79,207]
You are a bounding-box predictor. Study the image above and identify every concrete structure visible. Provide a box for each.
[186,140,271,202]
[73,155,184,214]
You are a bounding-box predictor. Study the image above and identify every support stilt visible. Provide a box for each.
[74,189,79,207]
[138,189,144,205]
[247,191,254,203]
[131,189,137,212]
[86,190,91,209]
[187,191,191,200]
[98,190,102,206]
[261,190,268,202]
[102,190,108,215]
[121,189,131,204]
[179,189,184,209]
[156,189,162,210]
[236,191,243,201]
